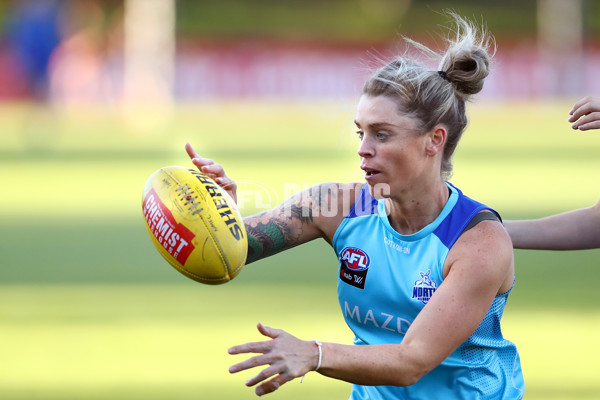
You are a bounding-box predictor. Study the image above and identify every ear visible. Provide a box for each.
[425,125,447,156]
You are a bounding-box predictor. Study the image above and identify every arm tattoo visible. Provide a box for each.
[244,208,304,264]
[245,217,288,264]
[288,204,313,224]
[243,183,337,264]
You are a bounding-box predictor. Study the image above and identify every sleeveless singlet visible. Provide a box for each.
[332,183,525,400]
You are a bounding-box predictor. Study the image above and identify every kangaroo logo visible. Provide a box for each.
[412,270,437,305]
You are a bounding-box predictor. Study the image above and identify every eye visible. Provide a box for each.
[375,131,388,141]
[356,130,364,140]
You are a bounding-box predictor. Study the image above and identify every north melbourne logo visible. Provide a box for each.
[412,270,437,305]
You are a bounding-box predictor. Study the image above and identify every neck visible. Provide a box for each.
[385,181,450,235]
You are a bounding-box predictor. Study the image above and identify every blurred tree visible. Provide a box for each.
[537,0,584,96]
[174,0,542,43]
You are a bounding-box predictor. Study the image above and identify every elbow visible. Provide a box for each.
[393,367,429,387]
[384,360,431,387]
[384,371,427,387]
[386,345,434,387]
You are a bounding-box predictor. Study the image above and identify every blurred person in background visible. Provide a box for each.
[6,0,64,101]
[48,0,118,105]
[186,15,524,399]
[505,95,600,250]
[5,0,66,150]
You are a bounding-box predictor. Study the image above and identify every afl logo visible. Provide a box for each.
[341,247,370,271]
[340,247,370,289]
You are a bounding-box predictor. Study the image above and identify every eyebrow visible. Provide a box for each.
[354,120,398,130]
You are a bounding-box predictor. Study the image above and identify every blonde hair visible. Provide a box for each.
[362,14,494,179]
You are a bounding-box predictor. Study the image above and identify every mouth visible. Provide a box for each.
[361,166,382,179]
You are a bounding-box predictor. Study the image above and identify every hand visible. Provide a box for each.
[568,96,600,131]
[185,142,238,202]
[228,323,319,397]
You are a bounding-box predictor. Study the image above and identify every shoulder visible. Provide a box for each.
[444,218,514,293]
[300,182,364,214]
[301,182,365,241]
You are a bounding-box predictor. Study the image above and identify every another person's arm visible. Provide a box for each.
[569,96,600,131]
[504,96,600,250]
[504,201,600,250]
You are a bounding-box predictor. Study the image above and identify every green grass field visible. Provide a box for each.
[1,100,600,399]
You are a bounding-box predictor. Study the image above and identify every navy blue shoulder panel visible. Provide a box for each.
[433,183,501,249]
[347,183,378,218]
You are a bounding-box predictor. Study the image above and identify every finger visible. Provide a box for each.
[244,363,284,386]
[228,340,271,355]
[214,177,236,190]
[569,96,592,115]
[191,156,215,167]
[572,112,600,130]
[185,142,199,160]
[568,102,593,122]
[200,163,225,177]
[229,354,274,374]
[255,374,288,397]
[577,120,600,131]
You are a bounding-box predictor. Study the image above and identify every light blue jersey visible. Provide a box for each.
[332,183,524,400]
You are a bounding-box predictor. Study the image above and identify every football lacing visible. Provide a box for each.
[176,184,203,215]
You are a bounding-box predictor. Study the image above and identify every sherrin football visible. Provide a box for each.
[142,166,247,284]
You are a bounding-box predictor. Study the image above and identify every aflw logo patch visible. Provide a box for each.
[339,247,370,289]
[412,270,437,305]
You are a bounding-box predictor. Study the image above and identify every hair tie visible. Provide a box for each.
[437,70,451,83]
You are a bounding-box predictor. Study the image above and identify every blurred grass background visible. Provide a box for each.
[1,100,600,400]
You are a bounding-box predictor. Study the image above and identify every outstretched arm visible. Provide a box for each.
[185,143,357,265]
[503,95,600,250]
[242,185,342,264]
[504,200,600,250]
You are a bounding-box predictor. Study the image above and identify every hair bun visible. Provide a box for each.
[439,16,494,99]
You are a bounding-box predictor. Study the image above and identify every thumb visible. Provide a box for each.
[257,322,282,339]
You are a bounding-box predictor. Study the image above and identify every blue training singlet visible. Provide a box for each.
[332,183,525,400]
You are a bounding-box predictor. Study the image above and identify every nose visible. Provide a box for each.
[357,135,375,158]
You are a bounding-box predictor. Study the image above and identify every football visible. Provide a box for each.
[142,166,247,284]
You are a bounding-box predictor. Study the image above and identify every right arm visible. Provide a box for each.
[185,142,360,264]
[243,184,347,264]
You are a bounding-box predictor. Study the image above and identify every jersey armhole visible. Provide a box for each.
[463,210,501,233]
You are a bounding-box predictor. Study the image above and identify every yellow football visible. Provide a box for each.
[142,166,247,284]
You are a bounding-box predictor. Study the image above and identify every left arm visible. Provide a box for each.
[228,220,514,395]
[504,200,600,250]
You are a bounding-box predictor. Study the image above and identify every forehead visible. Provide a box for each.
[355,95,415,128]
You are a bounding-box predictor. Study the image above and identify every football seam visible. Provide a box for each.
[167,169,231,281]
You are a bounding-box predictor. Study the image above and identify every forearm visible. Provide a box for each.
[505,205,600,250]
[243,189,324,264]
[316,342,429,387]
[244,211,310,264]
[242,183,352,264]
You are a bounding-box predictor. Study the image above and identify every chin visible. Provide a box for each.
[366,181,391,199]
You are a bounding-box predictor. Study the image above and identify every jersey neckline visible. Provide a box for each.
[377,182,458,242]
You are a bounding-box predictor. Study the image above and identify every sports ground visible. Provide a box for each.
[1,100,599,399]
